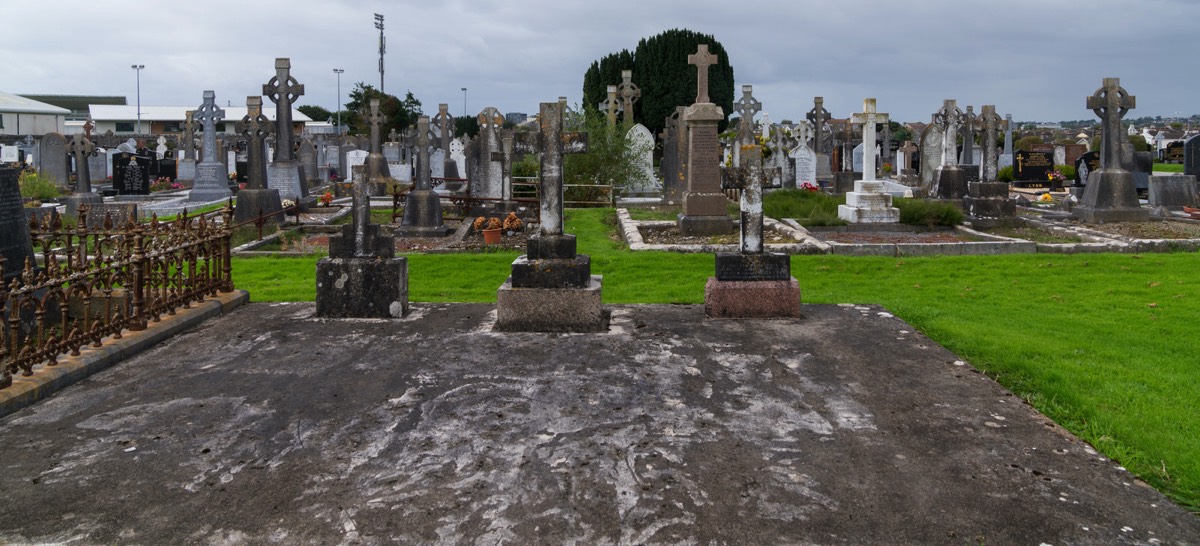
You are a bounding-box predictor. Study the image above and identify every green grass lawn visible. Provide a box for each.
[231,208,1200,512]
[1154,163,1184,173]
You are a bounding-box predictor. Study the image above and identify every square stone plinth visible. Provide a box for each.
[705,277,801,319]
[316,257,409,318]
[495,275,609,332]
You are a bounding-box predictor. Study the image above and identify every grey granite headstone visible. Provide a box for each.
[470,107,505,202]
[189,90,233,202]
[920,124,943,188]
[1184,135,1200,177]
[0,166,36,282]
[1147,175,1199,210]
[38,133,69,186]
[299,138,319,187]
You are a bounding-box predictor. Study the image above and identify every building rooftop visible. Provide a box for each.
[89,104,312,123]
[0,91,72,115]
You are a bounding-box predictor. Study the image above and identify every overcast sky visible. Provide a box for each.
[4,0,1196,125]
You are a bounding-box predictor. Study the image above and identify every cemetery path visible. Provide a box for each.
[1,302,1197,544]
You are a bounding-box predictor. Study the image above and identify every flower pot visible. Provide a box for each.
[482,228,502,245]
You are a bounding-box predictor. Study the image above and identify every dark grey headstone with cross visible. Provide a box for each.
[397,116,451,236]
[364,98,391,182]
[961,106,977,165]
[433,103,458,180]
[1075,77,1147,223]
[976,105,1007,183]
[263,58,307,200]
[617,70,641,128]
[236,96,273,190]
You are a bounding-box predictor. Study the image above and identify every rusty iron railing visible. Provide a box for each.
[1,204,234,389]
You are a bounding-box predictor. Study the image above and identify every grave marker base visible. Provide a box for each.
[316,257,409,318]
[704,277,801,318]
[494,276,608,332]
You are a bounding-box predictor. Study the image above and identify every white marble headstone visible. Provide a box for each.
[852,143,865,173]
[449,138,467,180]
[625,124,658,192]
[346,149,369,182]
[789,144,817,187]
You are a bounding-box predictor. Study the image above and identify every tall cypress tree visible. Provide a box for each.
[581,29,735,137]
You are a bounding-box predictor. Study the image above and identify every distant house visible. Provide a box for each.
[88,104,313,136]
[0,91,70,135]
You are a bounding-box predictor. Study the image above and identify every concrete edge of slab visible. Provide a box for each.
[0,290,250,419]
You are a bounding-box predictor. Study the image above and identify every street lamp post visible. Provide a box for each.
[461,87,467,117]
[374,13,385,93]
[131,64,144,134]
[333,68,344,135]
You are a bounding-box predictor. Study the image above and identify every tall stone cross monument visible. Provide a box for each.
[850,98,888,181]
[495,101,606,333]
[961,105,977,165]
[705,143,800,318]
[678,44,732,236]
[364,98,391,183]
[603,85,618,127]
[732,84,761,167]
[62,132,102,217]
[932,99,967,199]
[234,96,283,225]
[264,58,307,201]
[397,115,451,236]
[964,105,1015,219]
[838,99,899,224]
[1075,77,1147,223]
[617,70,641,128]
[189,90,232,202]
[433,103,458,179]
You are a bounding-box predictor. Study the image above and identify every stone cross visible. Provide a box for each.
[236,96,273,190]
[850,99,889,181]
[977,105,1006,182]
[934,99,964,167]
[806,97,831,155]
[263,58,304,163]
[66,132,96,193]
[604,85,618,127]
[723,144,769,254]
[181,110,196,160]
[414,116,436,191]
[388,128,398,143]
[490,131,516,202]
[83,117,95,139]
[733,85,761,145]
[514,101,588,236]
[617,70,641,127]
[1088,77,1136,171]
[899,140,918,172]
[961,105,977,164]
[687,44,719,104]
[367,99,386,155]
[1003,114,1014,155]
[194,90,225,164]
[880,121,893,167]
[794,120,813,149]
[434,103,454,154]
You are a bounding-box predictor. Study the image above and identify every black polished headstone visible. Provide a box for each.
[113,153,151,195]
[1074,151,1100,186]
[1014,150,1053,185]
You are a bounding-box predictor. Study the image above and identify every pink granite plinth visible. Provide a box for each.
[704,277,801,319]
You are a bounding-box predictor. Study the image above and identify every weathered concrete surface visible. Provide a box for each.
[1,303,1197,544]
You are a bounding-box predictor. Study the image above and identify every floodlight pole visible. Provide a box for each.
[131,64,145,134]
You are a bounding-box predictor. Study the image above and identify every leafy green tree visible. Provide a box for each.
[297,104,334,124]
[1015,135,1044,152]
[582,29,735,137]
[564,108,654,199]
[342,83,422,137]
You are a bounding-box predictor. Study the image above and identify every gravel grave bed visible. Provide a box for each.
[1082,220,1200,239]
[812,231,977,244]
[640,226,795,245]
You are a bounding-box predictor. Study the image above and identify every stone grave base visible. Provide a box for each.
[934,166,968,200]
[715,252,790,281]
[233,188,283,226]
[704,277,801,318]
[392,225,454,238]
[402,189,448,232]
[838,180,901,224]
[678,214,734,236]
[494,275,608,332]
[964,181,1015,219]
[315,256,409,318]
[1075,170,1149,223]
[61,193,103,218]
